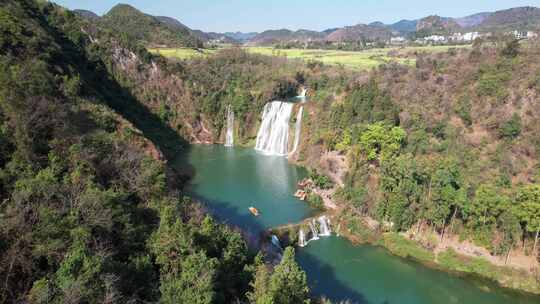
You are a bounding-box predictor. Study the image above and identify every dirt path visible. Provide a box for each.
[312,186,338,210]
[433,234,538,271]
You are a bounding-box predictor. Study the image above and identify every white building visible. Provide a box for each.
[449,33,463,41]
[463,32,480,41]
[424,35,446,42]
[527,31,538,39]
[390,36,406,44]
[512,30,528,39]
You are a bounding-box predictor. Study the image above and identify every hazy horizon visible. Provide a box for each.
[53,0,540,32]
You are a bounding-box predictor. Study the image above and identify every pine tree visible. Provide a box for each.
[268,247,310,304]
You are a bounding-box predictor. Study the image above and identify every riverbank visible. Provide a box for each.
[333,206,540,295]
[293,150,540,295]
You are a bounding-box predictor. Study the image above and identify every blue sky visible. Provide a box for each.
[53,0,540,32]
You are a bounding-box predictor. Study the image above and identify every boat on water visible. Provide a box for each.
[249,207,260,216]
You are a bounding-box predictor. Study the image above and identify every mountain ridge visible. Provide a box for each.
[73,5,540,47]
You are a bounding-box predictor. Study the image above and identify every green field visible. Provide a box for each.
[245,47,413,70]
[149,47,217,59]
[150,45,470,70]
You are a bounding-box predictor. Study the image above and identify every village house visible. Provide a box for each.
[390,36,406,45]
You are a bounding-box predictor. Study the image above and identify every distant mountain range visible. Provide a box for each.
[75,4,540,47]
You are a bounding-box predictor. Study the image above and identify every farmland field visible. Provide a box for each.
[149,45,471,70]
[148,47,217,59]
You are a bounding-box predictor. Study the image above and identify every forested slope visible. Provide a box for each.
[297,39,540,289]
[100,4,202,48]
[0,1,312,303]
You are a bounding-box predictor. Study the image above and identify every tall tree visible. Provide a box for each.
[464,184,509,229]
[267,247,310,304]
[246,261,272,304]
[497,210,521,264]
[378,154,426,231]
[426,158,467,241]
[515,185,540,254]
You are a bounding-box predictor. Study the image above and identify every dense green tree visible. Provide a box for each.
[464,184,509,229]
[359,122,406,162]
[268,247,310,304]
[160,251,218,304]
[496,210,521,262]
[246,262,273,304]
[425,159,467,240]
[378,154,427,231]
[515,185,540,254]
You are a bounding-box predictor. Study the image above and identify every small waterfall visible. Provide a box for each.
[290,106,304,155]
[224,104,234,147]
[255,101,294,156]
[298,229,306,247]
[300,88,307,98]
[271,235,282,249]
[318,216,331,236]
[309,220,319,241]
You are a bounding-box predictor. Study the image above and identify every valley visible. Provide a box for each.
[150,45,469,70]
[1,1,540,303]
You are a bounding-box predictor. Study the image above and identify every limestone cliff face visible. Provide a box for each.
[94,37,216,144]
[416,15,461,34]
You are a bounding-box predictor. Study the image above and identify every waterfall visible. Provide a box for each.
[298,229,306,247]
[271,234,282,249]
[300,217,331,248]
[255,101,294,156]
[318,216,331,236]
[224,104,234,147]
[309,220,319,241]
[290,106,304,155]
[300,88,307,98]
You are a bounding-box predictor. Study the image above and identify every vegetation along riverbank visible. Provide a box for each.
[2,0,540,302]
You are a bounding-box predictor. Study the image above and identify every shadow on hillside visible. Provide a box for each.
[298,251,371,304]
[32,5,194,179]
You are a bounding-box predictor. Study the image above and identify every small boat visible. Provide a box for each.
[249,207,260,216]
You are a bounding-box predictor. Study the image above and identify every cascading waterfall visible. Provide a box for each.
[298,229,306,247]
[271,234,282,249]
[224,104,234,147]
[300,216,332,247]
[309,220,319,241]
[318,216,331,236]
[300,88,308,98]
[255,101,294,156]
[289,106,304,155]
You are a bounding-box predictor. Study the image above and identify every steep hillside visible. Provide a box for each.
[155,15,192,32]
[248,29,325,45]
[223,31,258,43]
[73,9,100,20]
[100,4,202,47]
[476,6,540,32]
[416,15,462,36]
[326,23,393,42]
[454,12,491,27]
[192,29,240,44]
[155,16,238,44]
[296,39,540,288]
[0,1,314,303]
[390,19,418,34]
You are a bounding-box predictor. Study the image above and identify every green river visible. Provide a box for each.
[183,145,539,304]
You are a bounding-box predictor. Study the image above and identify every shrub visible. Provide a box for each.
[455,95,472,126]
[309,170,333,190]
[359,122,406,162]
[499,113,521,139]
[306,192,325,210]
[501,39,520,58]
[476,63,511,102]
